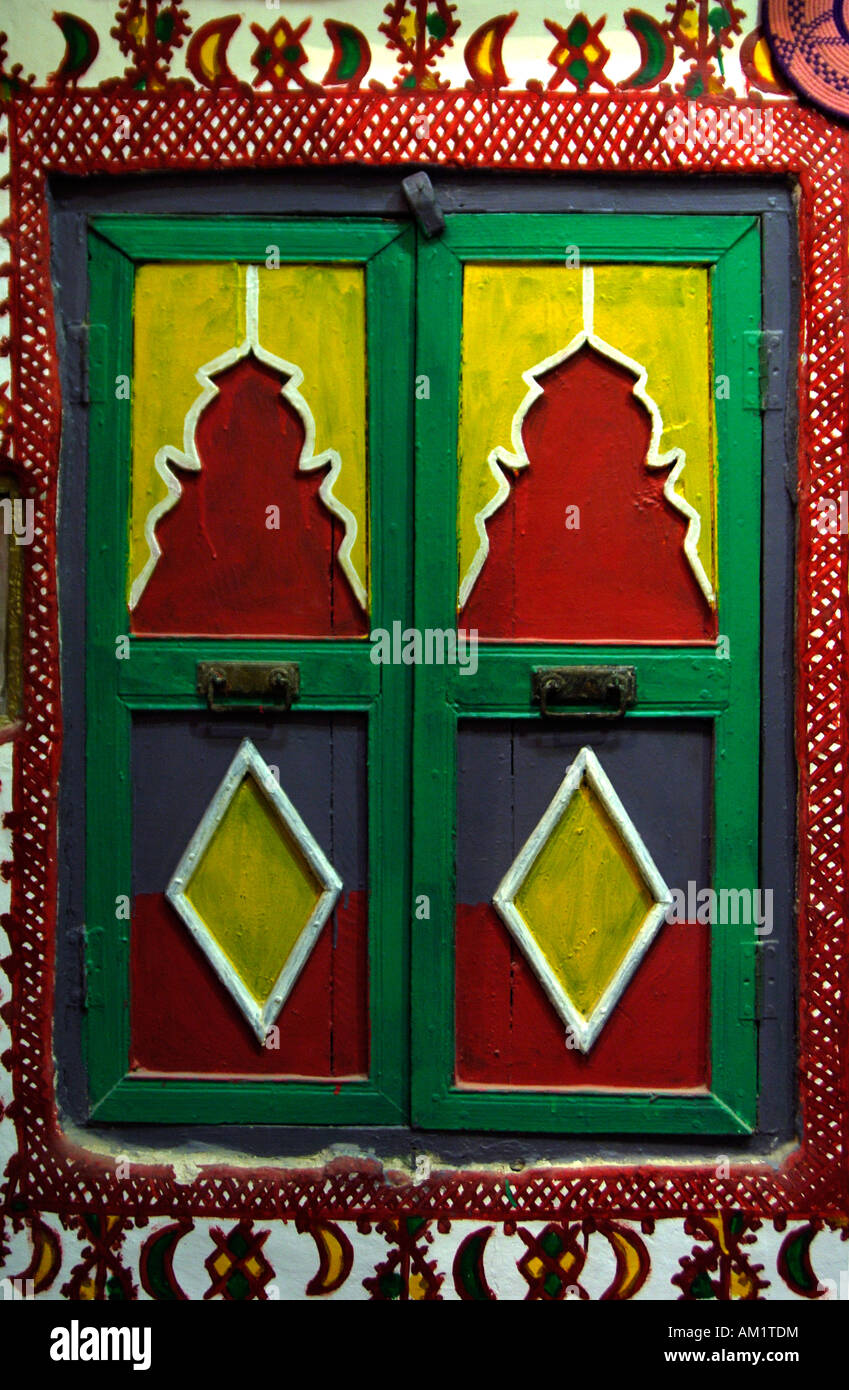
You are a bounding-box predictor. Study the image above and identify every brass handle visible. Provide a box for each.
[532,666,636,720]
[197,661,300,712]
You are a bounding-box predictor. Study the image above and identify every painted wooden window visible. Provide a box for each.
[86,218,412,1123]
[413,214,764,1134]
[84,208,776,1134]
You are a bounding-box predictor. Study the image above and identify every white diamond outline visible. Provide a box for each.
[166,737,342,1044]
[492,745,671,1054]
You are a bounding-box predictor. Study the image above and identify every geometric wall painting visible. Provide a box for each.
[493,745,672,1053]
[130,262,368,636]
[166,738,342,1044]
[459,264,717,643]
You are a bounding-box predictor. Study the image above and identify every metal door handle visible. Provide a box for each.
[197,661,300,712]
[532,665,636,719]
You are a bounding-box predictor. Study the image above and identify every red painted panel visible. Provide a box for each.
[331,891,372,1076]
[132,355,366,636]
[130,888,368,1077]
[462,345,716,643]
[455,902,709,1088]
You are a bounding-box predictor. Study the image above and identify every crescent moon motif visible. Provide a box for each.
[49,12,100,88]
[464,13,518,90]
[740,28,785,94]
[303,1220,355,1296]
[139,1220,192,1301]
[599,1222,652,1300]
[453,1225,496,1300]
[186,16,241,90]
[620,9,675,90]
[777,1223,827,1299]
[10,1215,62,1294]
[322,20,372,89]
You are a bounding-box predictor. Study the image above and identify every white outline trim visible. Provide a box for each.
[458,265,715,611]
[492,744,672,1054]
[166,737,343,1045]
[129,263,367,612]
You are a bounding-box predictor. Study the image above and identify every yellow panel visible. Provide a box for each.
[458,263,715,599]
[458,264,582,600]
[258,264,368,596]
[185,774,322,1005]
[593,264,715,593]
[131,262,243,602]
[130,262,369,603]
[514,779,654,1020]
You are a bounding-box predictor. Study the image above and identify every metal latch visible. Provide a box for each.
[196,661,300,712]
[532,665,637,719]
[401,172,445,238]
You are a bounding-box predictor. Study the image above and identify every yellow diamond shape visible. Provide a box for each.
[185,775,323,1006]
[167,739,341,1042]
[514,779,654,1020]
[493,746,669,1052]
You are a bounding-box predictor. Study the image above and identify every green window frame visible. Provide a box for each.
[411,214,762,1135]
[82,210,764,1134]
[85,216,414,1123]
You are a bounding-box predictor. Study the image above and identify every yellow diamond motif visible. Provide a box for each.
[493,746,670,1052]
[167,739,341,1043]
[185,776,323,1004]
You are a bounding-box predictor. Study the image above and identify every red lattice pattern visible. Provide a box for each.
[2,91,848,1222]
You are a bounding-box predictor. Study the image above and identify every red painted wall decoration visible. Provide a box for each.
[0,0,847,1305]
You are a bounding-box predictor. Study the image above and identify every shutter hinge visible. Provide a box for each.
[87,324,110,403]
[66,323,110,404]
[756,936,779,1021]
[737,934,777,1021]
[65,323,88,404]
[743,329,783,411]
[85,926,105,1012]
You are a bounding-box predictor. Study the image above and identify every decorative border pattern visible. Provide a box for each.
[0,14,843,1311]
[0,4,790,101]
[1,1210,848,1300]
[0,87,843,1230]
